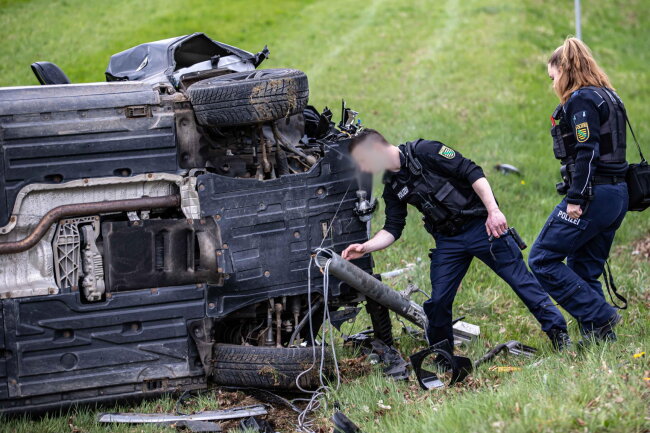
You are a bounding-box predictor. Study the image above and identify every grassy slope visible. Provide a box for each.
[0,0,649,432]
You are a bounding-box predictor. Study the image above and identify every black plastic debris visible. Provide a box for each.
[303,105,336,140]
[474,340,537,367]
[409,340,473,390]
[240,416,274,433]
[330,306,362,331]
[342,329,375,347]
[172,420,222,432]
[370,340,411,380]
[494,163,521,175]
[106,32,267,86]
[402,325,426,340]
[332,411,363,433]
[343,332,410,380]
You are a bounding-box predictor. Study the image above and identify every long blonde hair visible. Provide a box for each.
[548,37,613,103]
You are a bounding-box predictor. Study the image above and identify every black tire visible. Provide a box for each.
[212,344,332,390]
[187,68,309,127]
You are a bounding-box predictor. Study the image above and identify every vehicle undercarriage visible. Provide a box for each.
[0,33,381,414]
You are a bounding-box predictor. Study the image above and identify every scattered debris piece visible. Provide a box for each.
[370,339,410,380]
[343,329,374,347]
[376,400,392,410]
[97,405,267,424]
[330,306,362,330]
[489,366,522,373]
[398,283,427,299]
[331,411,364,433]
[343,332,410,380]
[380,263,415,279]
[409,340,473,390]
[240,416,274,433]
[475,340,537,367]
[401,325,426,341]
[171,420,223,432]
[494,163,521,175]
[452,320,481,345]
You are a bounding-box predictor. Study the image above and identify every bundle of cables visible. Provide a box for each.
[293,249,342,433]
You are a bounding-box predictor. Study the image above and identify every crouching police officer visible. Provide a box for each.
[528,38,628,345]
[342,129,569,350]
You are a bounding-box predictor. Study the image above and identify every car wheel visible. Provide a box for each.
[187,68,309,127]
[212,343,332,390]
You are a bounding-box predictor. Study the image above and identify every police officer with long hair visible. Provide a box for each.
[529,38,628,345]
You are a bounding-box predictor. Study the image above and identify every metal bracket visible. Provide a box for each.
[52,216,100,293]
[80,224,105,301]
[188,318,215,376]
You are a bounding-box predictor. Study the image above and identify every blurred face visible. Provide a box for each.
[351,139,393,174]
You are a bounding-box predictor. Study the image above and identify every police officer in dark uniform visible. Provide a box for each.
[342,128,569,350]
[529,38,628,344]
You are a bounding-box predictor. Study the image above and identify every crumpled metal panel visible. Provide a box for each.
[105,33,257,85]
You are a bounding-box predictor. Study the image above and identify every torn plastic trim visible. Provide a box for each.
[106,33,269,87]
[409,340,473,390]
[332,411,363,433]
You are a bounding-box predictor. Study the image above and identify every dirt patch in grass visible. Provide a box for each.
[630,234,650,260]
[615,232,650,261]
[339,355,373,383]
[178,388,301,432]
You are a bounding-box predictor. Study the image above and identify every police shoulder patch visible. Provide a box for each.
[575,122,590,142]
[438,145,456,159]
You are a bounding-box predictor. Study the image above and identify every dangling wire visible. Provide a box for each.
[294,253,342,433]
[293,139,363,431]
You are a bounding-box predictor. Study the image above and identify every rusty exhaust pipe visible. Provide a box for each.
[0,195,181,255]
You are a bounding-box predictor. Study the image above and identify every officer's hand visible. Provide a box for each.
[485,208,508,238]
[566,203,583,219]
[342,243,366,260]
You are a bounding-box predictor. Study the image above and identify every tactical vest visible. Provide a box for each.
[550,87,627,165]
[386,140,486,236]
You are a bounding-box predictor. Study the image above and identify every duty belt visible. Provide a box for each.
[592,175,626,185]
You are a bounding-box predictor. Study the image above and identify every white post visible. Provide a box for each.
[575,0,582,40]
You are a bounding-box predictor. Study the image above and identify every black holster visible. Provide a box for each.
[556,163,574,195]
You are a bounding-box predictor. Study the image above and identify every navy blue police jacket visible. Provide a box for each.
[381,140,485,240]
[562,88,628,205]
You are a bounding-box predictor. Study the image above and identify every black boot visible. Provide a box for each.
[579,313,622,347]
[547,328,572,351]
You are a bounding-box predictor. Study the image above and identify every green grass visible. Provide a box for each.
[1,0,649,432]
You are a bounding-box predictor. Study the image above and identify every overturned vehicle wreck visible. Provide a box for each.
[0,33,382,414]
